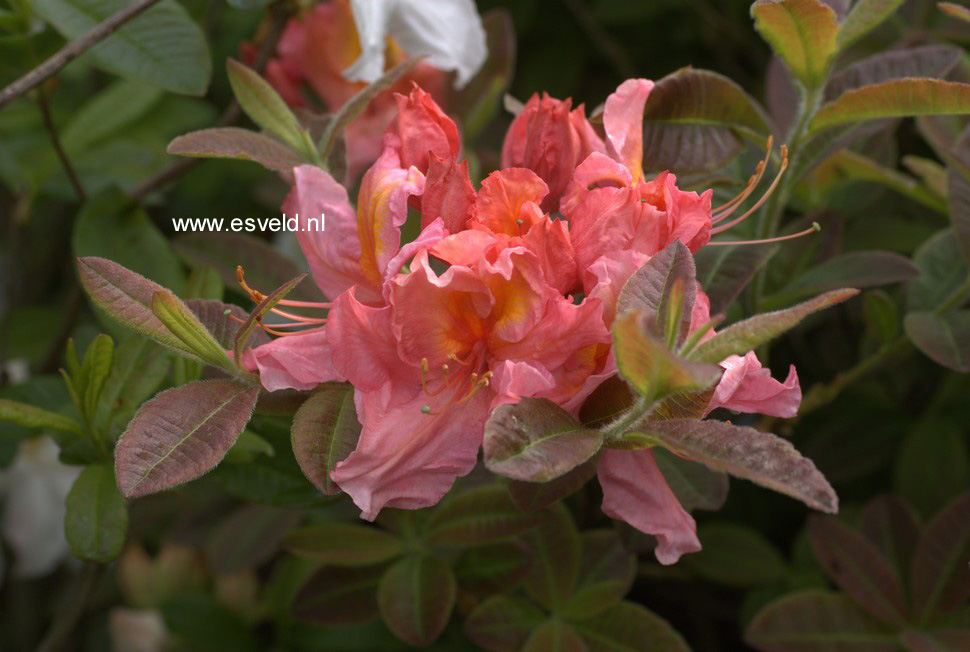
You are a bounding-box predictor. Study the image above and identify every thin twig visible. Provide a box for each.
[0,0,163,111]
[37,88,86,202]
[36,562,103,652]
[128,1,288,203]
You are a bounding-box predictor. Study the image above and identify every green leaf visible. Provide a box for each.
[282,522,404,566]
[905,311,970,372]
[151,290,236,373]
[524,505,581,612]
[617,240,698,345]
[612,311,721,402]
[825,45,961,102]
[641,67,772,171]
[483,398,603,483]
[859,495,920,583]
[894,420,969,518]
[173,232,325,303]
[162,594,257,652]
[167,127,304,171]
[64,464,128,563]
[522,620,587,652]
[290,383,361,496]
[772,251,917,305]
[907,230,969,312]
[31,0,210,95]
[0,398,85,436]
[92,335,169,441]
[691,288,858,364]
[292,565,383,626]
[636,419,838,513]
[911,491,970,622]
[808,516,907,625]
[684,522,787,588]
[948,168,970,262]
[233,273,306,361]
[563,530,636,619]
[863,290,900,344]
[506,456,599,513]
[837,0,905,50]
[205,505,298,575]
[644,67,771,138]
[939,1,970,23]
[751,0,839,91]
[79,334,114,426]
[186,300,268,350]
[745,591,898,652]
[225,0,272,10]
[454,542,532,596]
[464,596,546,652]
[317,58,420,160]
[426,485,550,546]
[573,601,691,652]
[114,379,259,498]
[810,80,970,133]
[653,448,729,512]
[694,244,778,315]
[62,80,164,154]
[226,58,314,160]
[74,190,185,295]
[378,555,456,647]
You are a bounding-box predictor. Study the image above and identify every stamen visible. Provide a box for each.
[712,135,773,221]
[710,145,789,235]
[259,324,327,337]
[708,221,820,246]
[236,266,265,303]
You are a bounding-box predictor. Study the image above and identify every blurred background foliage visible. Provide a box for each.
[1,0,970,650]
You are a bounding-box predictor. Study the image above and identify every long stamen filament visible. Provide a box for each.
[708,221,820,246]
[711,145,789,235]
[712,135,773,221]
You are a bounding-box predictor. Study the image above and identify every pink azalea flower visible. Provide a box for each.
[251,0,450,178]
[501,93,606,212]
[706,351,801,418]
[326,247,610,519]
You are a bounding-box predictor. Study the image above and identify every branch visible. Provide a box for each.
[128,0,289,203]
[0,0,163,111]
[37,88,86,201]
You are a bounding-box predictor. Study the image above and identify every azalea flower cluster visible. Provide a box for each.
[240,80,800,564]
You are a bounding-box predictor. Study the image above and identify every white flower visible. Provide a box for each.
[1,437,80,578]
[345,0,487,88]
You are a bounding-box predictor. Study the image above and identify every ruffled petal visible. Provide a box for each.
[603,78,654,181]
[707,351,801,418]
[242,329,344,392]
[598,448,701,565]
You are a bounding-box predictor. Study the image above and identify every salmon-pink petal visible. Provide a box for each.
[422,154,476,232]
[583,249,650,321]
[598,448,701,565]
[389,84,461,173]
[501,93,604,212]
[520,217,578,294]
[707,352,801,418]
[657,172,713,253]
[474,168,548,236]
[242,329,343,392]
[490,359,556,402]
[327,289,410,393]
[384,217,448,287]
[389,251,494,367]
[431,229,503,266]
[355,143,425,298]
[478,247,552,344]
[286,165,372,302]
[332,387,490,520]
[603,78,653,181]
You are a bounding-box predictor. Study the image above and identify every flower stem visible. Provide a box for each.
[36,562,103,652]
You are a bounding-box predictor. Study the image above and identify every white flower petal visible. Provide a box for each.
[345,0,487,88]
